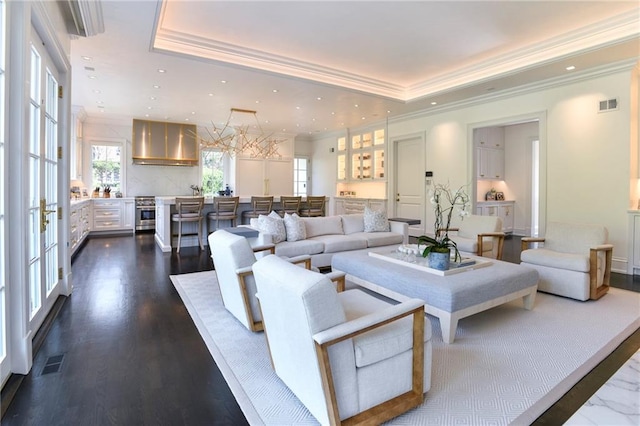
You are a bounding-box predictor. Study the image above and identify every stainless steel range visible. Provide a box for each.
[135,196,156,231]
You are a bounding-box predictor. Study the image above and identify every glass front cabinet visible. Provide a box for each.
[340,128,385,181]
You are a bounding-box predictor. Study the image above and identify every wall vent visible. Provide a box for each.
[598,98,618,113]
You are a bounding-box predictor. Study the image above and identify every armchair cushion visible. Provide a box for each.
[339,290,431,367]
[520,248,590,273]
[544,221,608,253]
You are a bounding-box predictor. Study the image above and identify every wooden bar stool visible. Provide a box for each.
[241,196,273,223]
[299,196,326,217]
[278,196,302,217]
[172,197,205,253]
[207,196,240,233]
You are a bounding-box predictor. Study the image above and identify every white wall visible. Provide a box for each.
[315,68,635,271]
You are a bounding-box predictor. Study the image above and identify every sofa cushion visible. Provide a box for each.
[356,231,404,248]
[275,239,325,258]
[284,213,307,242]
[521,248,590,273]
[311,234,368,253]
[304,216,344,238]
[364,206,389,232]
[257,212,287,243]
[341,214,365,234]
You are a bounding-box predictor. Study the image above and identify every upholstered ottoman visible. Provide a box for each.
[331,250,539,343]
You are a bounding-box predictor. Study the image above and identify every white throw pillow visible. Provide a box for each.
[257,211,286,243]
[284,213,307,242]
[364,206,389,232]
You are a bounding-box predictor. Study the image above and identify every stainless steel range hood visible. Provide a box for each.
[132,119,198,166]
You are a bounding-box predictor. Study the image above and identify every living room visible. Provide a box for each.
[2,1,640,424]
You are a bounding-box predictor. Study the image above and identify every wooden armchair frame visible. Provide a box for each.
[521,237,613,300]
[313,305,425,426]
[439,228,506,260]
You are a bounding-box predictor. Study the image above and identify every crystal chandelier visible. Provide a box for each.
[199,108,283,159]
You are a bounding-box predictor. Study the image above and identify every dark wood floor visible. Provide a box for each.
[2,233,639,425]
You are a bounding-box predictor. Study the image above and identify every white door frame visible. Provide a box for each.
[468,111,547,237]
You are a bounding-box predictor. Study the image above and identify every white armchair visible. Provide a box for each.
[209,229,310,331]
[252,255,432,425]
[520,221,613,301]
[209,230,345,331]
[444,214,505,259]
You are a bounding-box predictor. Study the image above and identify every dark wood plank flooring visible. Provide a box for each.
[2,233,639,425]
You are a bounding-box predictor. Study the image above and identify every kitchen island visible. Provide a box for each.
[154,196,328,252]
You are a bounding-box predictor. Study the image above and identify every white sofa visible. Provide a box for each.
[250,213,408,268]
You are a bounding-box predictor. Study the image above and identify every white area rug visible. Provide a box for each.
[170,271,640,425]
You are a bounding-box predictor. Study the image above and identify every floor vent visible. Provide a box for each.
[598,98,618,112]
[41,354,65,375]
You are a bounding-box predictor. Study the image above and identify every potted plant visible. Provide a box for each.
[417,182,470,270]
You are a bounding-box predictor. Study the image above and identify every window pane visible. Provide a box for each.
[92,144,122,193]
[201,149,225,195]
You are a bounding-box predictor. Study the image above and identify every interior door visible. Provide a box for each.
[394,136,424,221]
[27,29,61,332]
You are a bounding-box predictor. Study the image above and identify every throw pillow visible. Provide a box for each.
[284,213,307,242]
[364,206,389,232]
[257,212,286,243]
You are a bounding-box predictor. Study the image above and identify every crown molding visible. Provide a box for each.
[153,8,638,103]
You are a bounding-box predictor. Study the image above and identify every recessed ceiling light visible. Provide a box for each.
[566,65,576,71]
[361,117,366,120]
[354,104,359,108]
[157,69,166,73]
[88,75,96,79]
[316,97,322,101]
[272,89,278,93]
[153,85,160,89]
[255,100,260,104]
[331,112,335,115]
[149,96,156,100]
[93,89,101,94]
[184,118,189,121]
[147,106,153,110]
[191,111,196,115]
[81,56,92,61]
[431,102,437,105]
[221,80,227,84]
[97,100,103,104]
[145,114,149,117]
[208,93,214,97]
[296,106,301,110]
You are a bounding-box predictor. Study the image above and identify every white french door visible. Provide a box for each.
[27,28,60,332]
[0,0,7,387]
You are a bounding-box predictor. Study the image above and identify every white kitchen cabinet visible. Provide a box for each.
[334,197,387,215]
[337,136,347,181]
[338,128,385,182]
[235,156,293,196]
[476,201,514,233]
[70,199,91,255]
[92,198,134,233]
[475,126,505,180]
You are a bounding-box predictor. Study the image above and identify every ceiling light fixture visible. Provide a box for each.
[198,108,283,159]
[566,65,576,71]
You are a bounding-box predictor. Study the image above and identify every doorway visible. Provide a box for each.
[471,113,546,237]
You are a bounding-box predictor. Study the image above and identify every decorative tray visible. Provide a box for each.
[369,247,492,276]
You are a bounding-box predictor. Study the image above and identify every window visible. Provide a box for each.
[201,149,229,196]
[91,143,122,194]
[294,157,308,196]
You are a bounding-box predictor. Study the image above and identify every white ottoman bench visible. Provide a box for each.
[331,250,539,343]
